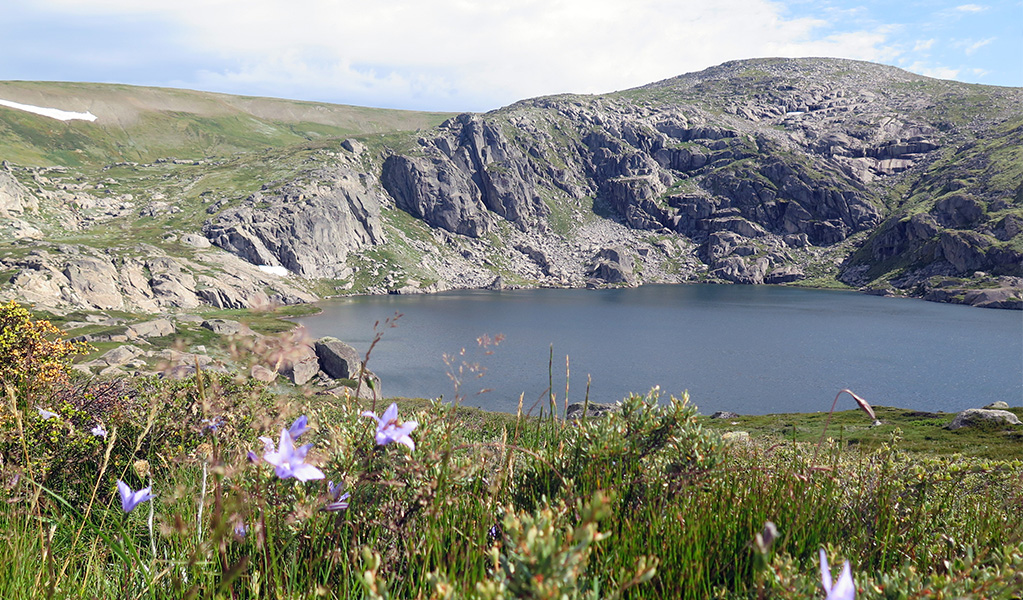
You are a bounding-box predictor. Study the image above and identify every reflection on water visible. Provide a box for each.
[294,285,1023,415]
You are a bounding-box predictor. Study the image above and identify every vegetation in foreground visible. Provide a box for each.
[1,300,1022,599]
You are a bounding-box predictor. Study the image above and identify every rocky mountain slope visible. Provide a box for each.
[2,58,1021,314]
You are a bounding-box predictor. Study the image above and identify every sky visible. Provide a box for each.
[1,0,1020,113]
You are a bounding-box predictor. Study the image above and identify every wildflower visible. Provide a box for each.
[361,403,418,451]
[324,480,350,512]
[487,524,502,545]
[819,548,855,600]
[262,428,324,481]
[37,408,58,420]
[200,417,223,433]
[288,414,309,439]
[328,480,345,499]
[753,521,778,554]
[91,423,107,438]
[117,480,154,513]
[234,521,248,539]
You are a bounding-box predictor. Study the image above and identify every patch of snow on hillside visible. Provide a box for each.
[0,99,97,122]
[258,265,289,277]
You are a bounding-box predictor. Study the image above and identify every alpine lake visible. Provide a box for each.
[294,284,1023,416]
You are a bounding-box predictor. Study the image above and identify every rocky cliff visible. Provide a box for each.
[1,58,1020,312]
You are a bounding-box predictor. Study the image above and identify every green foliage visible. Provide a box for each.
[476,492,658,600]
[0,300,88,401]
[0,319,1021,598]
[702,406,1023,460]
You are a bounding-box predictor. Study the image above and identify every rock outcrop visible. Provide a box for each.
[3,243,316,313]
[2,58,1021,310]
[204,162,384,278]
[947,408,1021,430]
[0,165,37,218]
[314,337,362,380]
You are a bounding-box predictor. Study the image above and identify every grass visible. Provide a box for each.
[0,81,455,168]
[701,406,1023,460]
[2,310,1022,599]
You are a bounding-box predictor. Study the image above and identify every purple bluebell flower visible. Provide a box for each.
[323,480,350,512]
[234,521,248,539]
[328,480,345,499]
[37,408,57,420]
[201,417,223,433]
[91,423,107,438]
[117,480,154,513]
[262,428,324,481]
[288,415,309,439]
[819,549,855,600]
[361,403,418,451]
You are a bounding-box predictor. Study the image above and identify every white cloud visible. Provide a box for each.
[964,37,995,55]
[955,4,988,12]
[28,0,906,110]
[913,39,936,52]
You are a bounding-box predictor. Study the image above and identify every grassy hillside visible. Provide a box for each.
[0,81,455,166]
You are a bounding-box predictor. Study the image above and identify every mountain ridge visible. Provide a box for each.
[2,57,1021,313]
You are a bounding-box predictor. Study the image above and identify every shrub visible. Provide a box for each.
[0,300,87,404]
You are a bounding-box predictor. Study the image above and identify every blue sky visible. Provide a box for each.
[1,0,1019,112]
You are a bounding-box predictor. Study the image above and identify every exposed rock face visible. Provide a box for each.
[2,58,1021,311]
[204,162,384,278]
[3,243,316,313]
[63,256,125,310]
[0,166,36,218]
[281,344,320,385]
[101,344,143,366]
[362,58,1022,305]
[947,408,1021,430]
[710,411,741,419]
[314,337,362,380]
[201,319,247,336]
[588,247,637,285]
[381,114,550,237]
[383,154,491,237]
[566,401,621,420]
[127,318,174,339]
[842,119,1023,300]
[765,265,805,284]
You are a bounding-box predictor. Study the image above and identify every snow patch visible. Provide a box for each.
[0,98,98,122]
[258,265,289,277]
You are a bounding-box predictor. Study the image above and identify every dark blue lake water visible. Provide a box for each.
[294,285,1023,416]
